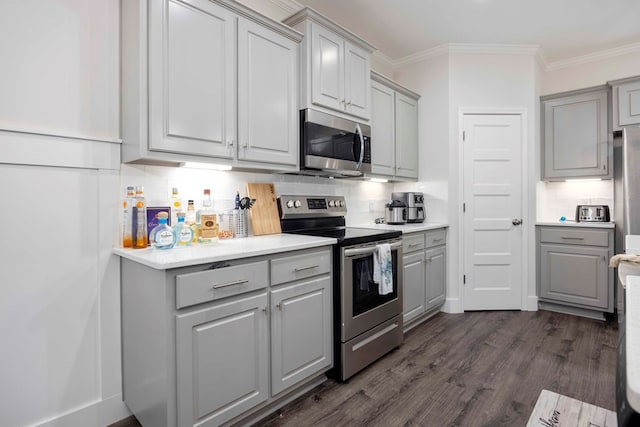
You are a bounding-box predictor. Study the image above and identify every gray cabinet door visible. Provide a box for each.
[426,246,446,310]
[310,22,344,113]
[542,89,609,180]
[617,80,640,126]
[395,92,419,179]
[371,80,396,176]
[237,17,298,166]
[402,251,426,324]
[148,0,235,159]
[539,244,609,309]
[344,40,371,120]
[270,276,332,396]
[176,292,269,427]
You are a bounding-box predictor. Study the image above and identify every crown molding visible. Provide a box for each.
[372,51,395,69]
[545,41,640,72]
[268,0,302,15]
[392,43,540,67]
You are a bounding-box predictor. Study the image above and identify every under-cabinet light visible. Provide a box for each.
[565,178,603,182]
[181,162,232,171]
[368,177,389,183]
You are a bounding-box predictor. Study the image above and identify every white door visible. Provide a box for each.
[463,114,523,310]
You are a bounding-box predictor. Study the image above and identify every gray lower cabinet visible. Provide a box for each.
[121,246,333,427]
[402,228,447,331]
[176,292,269,427]
[536,225,614,320]
[270,276,332,396]
[541,86,611,180]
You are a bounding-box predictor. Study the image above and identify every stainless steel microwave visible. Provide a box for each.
[300,109,371,177]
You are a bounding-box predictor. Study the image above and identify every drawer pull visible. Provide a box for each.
[431,238,444,243]
[212,279,249,290]
[294,264,320,272]
[408,243,421,247]
[560,236,585,240]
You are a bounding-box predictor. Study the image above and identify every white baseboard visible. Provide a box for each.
[524,295,539,311]
[35,394,131,427]
[442,297,463,313]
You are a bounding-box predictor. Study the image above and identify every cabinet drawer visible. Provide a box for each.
[425,229,446,248]
[271,249,331,286]
[176,261,268,309]
[539,227,609,247]
[403,233,425,253]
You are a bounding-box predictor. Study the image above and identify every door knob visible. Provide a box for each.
[512,219,522,226]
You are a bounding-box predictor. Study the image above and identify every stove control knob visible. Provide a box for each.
[286,200,294,209]
[338,200,344,207]
[328,200,335,207]
[294,200,302,208]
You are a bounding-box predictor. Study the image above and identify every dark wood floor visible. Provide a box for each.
[110,310,618,427]
[259,310,618,427]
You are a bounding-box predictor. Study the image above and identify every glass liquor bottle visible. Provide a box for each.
[172,212,193,247]
[197,189,218,244]
[122,186,135,248]
[133,185,148,249]
[150,212,176,249]
[170,187,182,225]
[186,199,198,244]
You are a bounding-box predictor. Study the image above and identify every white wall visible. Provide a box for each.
[543,49,640,95]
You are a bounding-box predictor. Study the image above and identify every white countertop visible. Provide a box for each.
[536,221,615,229]
[112,234,337,270]
[626,275,640,412]
[352,222,449,234]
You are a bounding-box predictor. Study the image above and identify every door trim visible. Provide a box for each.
[456,107,536,312]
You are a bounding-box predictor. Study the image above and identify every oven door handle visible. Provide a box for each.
[344,240,402,257]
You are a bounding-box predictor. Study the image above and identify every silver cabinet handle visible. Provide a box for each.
[560,236,584,240]
[432,238,444,243]
[408,243,421,247]
[212,279,249,290]
[512,219,522,226]
[276,303,282,310]
[294,264,320,272]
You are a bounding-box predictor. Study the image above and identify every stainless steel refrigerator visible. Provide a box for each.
[613,125,640,315]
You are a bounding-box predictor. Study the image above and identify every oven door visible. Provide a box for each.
[341,238,403,342]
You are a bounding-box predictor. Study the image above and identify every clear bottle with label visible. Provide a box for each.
[170,187,181,225]
[150,212,176,249]
[122,186,135,248]
[197,189,218,244]
[172,212,193,247]
[186,199,198,244]
[133,185,148,249]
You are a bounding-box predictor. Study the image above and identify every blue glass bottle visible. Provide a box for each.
[150,212,176,249]
[173,212,194,247]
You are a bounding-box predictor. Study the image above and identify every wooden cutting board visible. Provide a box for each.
[246,183,281,236]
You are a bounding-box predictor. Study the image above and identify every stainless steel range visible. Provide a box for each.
[278,195,403,381]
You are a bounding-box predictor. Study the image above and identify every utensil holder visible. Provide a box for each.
[232,209,248,238]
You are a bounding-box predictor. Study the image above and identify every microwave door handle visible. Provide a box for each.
[355,123,365,170]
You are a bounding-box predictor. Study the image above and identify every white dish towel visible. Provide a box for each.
[373,243,393,295]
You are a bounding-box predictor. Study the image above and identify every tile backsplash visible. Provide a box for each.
[119,164,395,229]
[536,179,614,222]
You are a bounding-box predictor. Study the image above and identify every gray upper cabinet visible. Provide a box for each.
[371,71,421,180]
[541,86,611,180]
[284,7,375,121]
[609,75,640,130]
[121,0,302,170]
